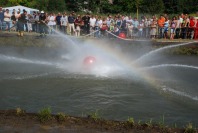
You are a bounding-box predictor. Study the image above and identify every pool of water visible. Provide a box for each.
[0,40,198,127]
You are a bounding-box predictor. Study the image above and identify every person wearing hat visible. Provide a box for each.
[0,7,4,31]
[39,10,47,37]
[17,10,27,36]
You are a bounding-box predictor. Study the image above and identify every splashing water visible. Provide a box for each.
[133,41,197,64]
[140,64,198,71]
[161,85,198,101]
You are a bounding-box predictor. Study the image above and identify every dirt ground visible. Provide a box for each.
[0,110,194,133]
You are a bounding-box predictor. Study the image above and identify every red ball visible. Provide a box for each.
[83,56,96,66]
[119,32,126,38]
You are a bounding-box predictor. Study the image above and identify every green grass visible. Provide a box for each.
[38,107,52,123]
[16,107,25,116]
[158,115,165,128]
[57,112,67,122]
[145,118,153,127]
[89,110,101,121]
[127,117,135,125]
[184,123,196,133]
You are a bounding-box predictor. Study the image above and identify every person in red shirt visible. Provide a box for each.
[189,16,195,39]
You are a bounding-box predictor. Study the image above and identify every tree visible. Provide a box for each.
[33,0,49,11]
[48,0,66,12]
[141,0,165,15]
[99,0,113,14]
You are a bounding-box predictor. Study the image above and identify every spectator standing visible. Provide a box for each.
[60,13,68,34]
[127,22,133,38]
[116,16,122,30]
[121,16,127,34]
[68,13,75,35]
[138,21,144,38]
[101,17,107,36]
[48,13,56,34]
[170,16,177,40]
[17,10,27,36]
[189,16,195,39]
[181,16,187,39]
[144,17,151,38]
[89,15,96,35]
[82,13,90,34]
[15,11,21,32]
[175,16,181,39]
[0,7,4,30]
[27,14,34,32]
[94,16,101,38]
[56,12,62,31]
[157,15,165,38]
[150,18,157,39]
[132,17,139,37]
[163,17,169,39]
[39,11,47,37]
[11,12,16,31]
[74,15,82,36]
[4,9,11,32]
[31,11,37,32]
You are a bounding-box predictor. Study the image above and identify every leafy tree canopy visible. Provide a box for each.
[1,0,197,15]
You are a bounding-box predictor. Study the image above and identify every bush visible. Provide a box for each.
[38,107,52,123]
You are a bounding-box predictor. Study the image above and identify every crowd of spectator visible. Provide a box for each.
[0,6,198,39]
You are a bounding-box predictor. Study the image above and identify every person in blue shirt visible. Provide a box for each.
[0,7,4,30]
[68,13,76,35]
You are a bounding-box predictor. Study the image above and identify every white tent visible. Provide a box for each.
[3,5,39,14]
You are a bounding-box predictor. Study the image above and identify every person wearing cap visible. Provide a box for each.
[4,9,11,32]
[39,11,47,37]
[17,10,27,36]
[0,7,4,30]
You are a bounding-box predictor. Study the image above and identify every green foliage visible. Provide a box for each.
[141,0,164,14]
[146,118,153,127]
[138,120,142,125]
[35,0,49,11]
[38,107,52,123]
[16,107,25,116]
[184,123,196,133]
[1,0,198,14]
[48,0,65,12]
[158,115,165,128]
[127,117,135,125]
[89,110,101,121]
[57,112,67,122]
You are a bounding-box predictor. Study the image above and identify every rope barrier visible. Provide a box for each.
[105,30,148,41]
[82,30,100,37]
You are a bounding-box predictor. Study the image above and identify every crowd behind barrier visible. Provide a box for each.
[0,6,198,39]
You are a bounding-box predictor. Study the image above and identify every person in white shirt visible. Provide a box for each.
[4,9,11,31]
[89,15,96,35]
[61,13,68,34]
[47,13,56,34]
